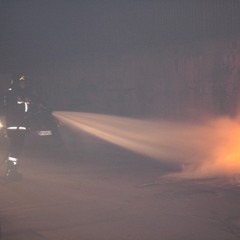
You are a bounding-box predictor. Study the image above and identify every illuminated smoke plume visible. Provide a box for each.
[53,112,240,179]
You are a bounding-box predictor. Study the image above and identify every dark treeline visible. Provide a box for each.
[50,37,240,119]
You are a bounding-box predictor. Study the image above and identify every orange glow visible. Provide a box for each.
[191,117,240,178]
[53,112,240,178]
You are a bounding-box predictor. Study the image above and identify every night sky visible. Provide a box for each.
[0,0,240,110]
[1,1,240,74]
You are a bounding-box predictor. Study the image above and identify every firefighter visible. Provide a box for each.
[4,75,31,179]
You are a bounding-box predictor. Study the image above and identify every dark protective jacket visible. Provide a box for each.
[4,86,31,130]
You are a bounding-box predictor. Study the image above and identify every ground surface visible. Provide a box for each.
[1,135,240,240]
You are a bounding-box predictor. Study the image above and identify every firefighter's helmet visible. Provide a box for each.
[19,75,25,81]
[9,75,26,91]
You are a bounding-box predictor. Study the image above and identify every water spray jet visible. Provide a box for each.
[53,111,240,179]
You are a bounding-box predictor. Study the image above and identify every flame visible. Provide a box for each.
[199,117,240,176]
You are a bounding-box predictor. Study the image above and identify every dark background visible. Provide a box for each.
[1,0,240,116]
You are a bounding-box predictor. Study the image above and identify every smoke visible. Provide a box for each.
[53,111,240,179]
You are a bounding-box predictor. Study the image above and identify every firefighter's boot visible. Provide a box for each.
[5,159,21,180]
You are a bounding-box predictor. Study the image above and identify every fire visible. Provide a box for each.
[181,116,240,178]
